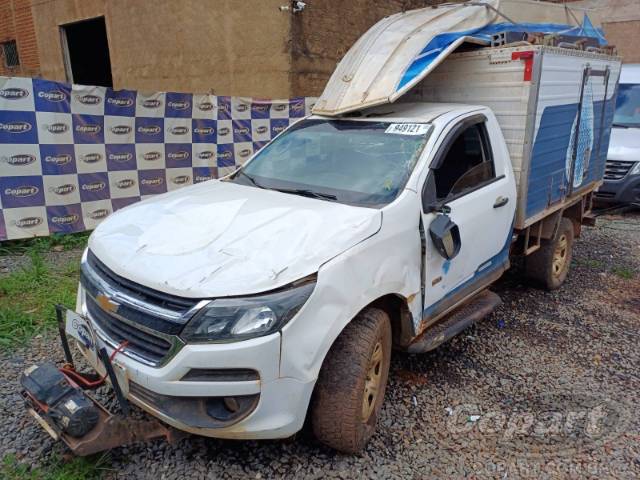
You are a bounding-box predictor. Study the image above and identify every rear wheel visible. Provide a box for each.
[311,308,391,453]
[525,217,575,290]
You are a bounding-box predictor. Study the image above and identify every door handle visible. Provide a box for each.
[493,196,509,208]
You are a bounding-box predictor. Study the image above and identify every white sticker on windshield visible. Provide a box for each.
[385,123,430,135]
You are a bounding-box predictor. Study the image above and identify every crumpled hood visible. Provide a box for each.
[608,127,640,162]
[89,180,381,298]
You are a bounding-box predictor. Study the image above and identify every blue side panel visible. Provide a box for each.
[525,96,615,220]
[526,103,576,218]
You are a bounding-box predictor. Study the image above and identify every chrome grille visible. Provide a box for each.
[604,160,635,181]
[80,250,204,366]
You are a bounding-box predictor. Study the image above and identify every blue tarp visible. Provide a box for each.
[398,14,607,91]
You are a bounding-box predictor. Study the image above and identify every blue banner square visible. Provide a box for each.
[78,172,110,202]
[135,117,164,143]
[33,79,71,113]
[0,110,38,143]
[193,167,217,183]
[217,144,235,167]
[72,114,104,144]
[112,196,140,211]
[192,119,216,143]
[138,170,167,195]
[40,144,76,175]
[166,144,192,168]
[0,175,45,208]
[250,102,271,119]
[47,204,85,233]
[106,144,137,171]
[232,119,252,143]
[105,88,136,116]
[217,96,232,120]
[289,98,306,118]
[270,119,289,138]
[253,140,269,153]
[165,92,193,118]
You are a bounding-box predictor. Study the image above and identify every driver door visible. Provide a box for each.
[420,114,516,321]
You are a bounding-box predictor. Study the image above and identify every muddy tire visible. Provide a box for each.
[311,308,392,453]
[525,218,574,290]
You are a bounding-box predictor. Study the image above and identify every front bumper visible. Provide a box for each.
[595,174,640,206]
[76,286,314,439]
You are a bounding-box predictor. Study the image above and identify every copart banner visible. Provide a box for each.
[0,76,315,240]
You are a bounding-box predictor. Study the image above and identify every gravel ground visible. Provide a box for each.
[1,212,639,479]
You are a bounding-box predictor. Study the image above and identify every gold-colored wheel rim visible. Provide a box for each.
[362,342,383,421]
[552,234,568,276]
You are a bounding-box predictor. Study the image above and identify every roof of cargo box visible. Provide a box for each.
[312,0,607,117]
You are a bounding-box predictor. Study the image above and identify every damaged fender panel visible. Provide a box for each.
[279,190,422,383]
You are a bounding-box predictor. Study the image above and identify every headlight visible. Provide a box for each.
[181,276,316,343]
[630,162,640,176]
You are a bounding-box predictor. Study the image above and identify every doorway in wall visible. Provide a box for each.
[61,17,113,87]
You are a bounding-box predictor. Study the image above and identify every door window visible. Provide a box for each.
[432,123,495,200]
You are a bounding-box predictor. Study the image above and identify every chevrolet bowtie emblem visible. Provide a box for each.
[96,293,120,313]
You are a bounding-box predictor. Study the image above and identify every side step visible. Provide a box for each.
[408,290,501,353]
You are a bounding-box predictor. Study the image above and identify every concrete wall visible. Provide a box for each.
[0,0,39,77]
[289,0,443,97]
[31,0,292,97]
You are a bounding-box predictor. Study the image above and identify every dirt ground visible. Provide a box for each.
[1,211,639,479]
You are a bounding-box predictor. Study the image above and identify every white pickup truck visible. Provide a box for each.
[67,4,620,453]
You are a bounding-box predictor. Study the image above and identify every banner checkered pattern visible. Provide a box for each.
[0,76,315,240]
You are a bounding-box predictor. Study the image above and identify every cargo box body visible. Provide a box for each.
[405,45,621,229]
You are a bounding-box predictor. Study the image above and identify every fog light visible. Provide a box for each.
[205,394,259,422]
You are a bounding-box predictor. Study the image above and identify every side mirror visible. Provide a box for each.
[429,214,461,260]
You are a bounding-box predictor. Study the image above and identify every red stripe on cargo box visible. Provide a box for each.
[512,51,534,81]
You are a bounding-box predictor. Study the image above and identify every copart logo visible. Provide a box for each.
[75,124,101,135]
[107,97,134,108]
[274,104,287,112]
[272,125,286,134]
[141,177,163,187]
[110,125,132,135]
[51,213,79,225]
[38,90,67,102]
[15,217,42,229]
[256,125,268,135]
[234,126,250,136]
[167,151,189,161]
[171,175,190,185]
[75,94,102,105]
[45,154,72,166]
[82,181,106,192]
[194,126,214,135]
[108,152,133,162]
[444,392,630,458]
[5,154,36,166]
[195,174,213,182]
[218,127,230,136]
[71,318,94,349]
[217,151,232,160]
[142,151,162,161]
[235,103,249,113]
[89,208,110,220]
[47,123,69,134]
[0,121,32,133]
[197,101,214,112]
[169,125,189,135]
[137,125,161,135]
[141,98,162,109]
[239,148,251,158]
[168,100,190,110]
[51,184,76,195]
[252,104,269,114]
[116,179,136,189]
[5,185,39,198]
[197,151,214,160]
[0,88,29,100]
[81,153,102,164]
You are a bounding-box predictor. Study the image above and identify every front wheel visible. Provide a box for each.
[311,308,392,453]
[525,217,575,290]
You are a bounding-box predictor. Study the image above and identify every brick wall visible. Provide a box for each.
[290,0,444,97]
[0,0,40,77]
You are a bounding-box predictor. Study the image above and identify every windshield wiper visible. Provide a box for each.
[612,123,639,129]
[272,187,338,201]
[235,170,265,189]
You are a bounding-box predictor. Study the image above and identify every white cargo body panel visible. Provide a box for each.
[405,45,621,228]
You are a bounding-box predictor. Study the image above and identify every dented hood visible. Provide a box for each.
[89,180,381,298]
[313,0,499,116]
